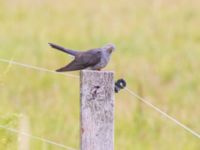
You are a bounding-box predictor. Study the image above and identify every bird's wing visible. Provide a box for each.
[56,49,101,72]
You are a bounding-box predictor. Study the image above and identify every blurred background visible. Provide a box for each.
[0,0,200,149]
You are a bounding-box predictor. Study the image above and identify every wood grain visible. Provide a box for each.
[80,70,114,150]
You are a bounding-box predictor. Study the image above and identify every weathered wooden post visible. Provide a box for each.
[18,114,30,150]
[80,70,114,150]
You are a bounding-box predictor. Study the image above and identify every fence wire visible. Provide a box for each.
[125,87,200,139]
[0,124,77,150]
[0,58,79,78]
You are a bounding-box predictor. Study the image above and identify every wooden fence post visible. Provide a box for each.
[18,114,30,150]
[80,70,114,150]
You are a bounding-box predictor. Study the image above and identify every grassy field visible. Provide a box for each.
[0,0,200,149]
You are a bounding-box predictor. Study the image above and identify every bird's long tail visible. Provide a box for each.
[48,43,79,56]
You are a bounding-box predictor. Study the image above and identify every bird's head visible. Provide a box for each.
[102,43,116,54]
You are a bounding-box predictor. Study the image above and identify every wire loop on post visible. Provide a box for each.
[115,78,126,93]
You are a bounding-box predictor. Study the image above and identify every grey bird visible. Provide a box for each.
[48,43,115,72]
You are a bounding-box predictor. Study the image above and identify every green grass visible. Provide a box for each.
[0,0,200,149]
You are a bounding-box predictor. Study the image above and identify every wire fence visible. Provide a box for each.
[0,58,79,78]
[125,88,200,139]
[0,124,77,150]
[0,57,199,149]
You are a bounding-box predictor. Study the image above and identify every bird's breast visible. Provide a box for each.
[90,51,110,70]
[98,52,110,67]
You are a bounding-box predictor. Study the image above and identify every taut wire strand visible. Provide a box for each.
[125,87,200,139]
[0,124,77,150]
[0,58,79,78]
